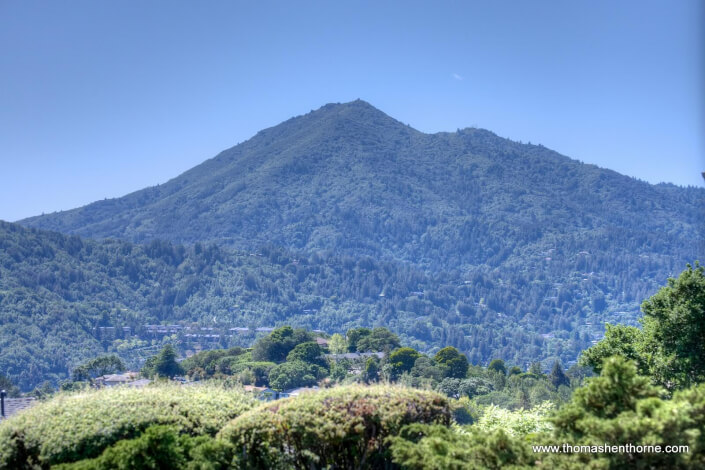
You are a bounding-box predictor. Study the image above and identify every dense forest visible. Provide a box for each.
[3,218,694,392]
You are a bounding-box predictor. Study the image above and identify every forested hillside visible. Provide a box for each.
[5,101,703,390]
[0,219,682,392]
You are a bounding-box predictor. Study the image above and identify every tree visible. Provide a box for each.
[437,378,461,398]
[0,375,20,398]
[252,326,313,363]
[579,324,647,375]
[488,359,507,375]
[389,348,421,377]
[433,347,469,379]
[268,361,325,391]
[552,357,661,437]
[544,357,705,469]
[580,264,705,391]
[458,377,493,399]
[328,333,347,354]
[549,361,570,389]
[641,263,705,390]
[72,354,126,382]
[286,341,327,368]
[143,344,183,379]
[364,357,380,383]
[411,356,447,382]
[346,327,372,352]
[355,327,401,352]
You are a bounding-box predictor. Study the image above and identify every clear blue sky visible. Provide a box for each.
[1,0,703,222]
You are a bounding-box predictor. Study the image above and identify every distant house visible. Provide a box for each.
[0,397,36,420]
[94,371,141,387]
[325,352,385,361]
[315,337,329,347]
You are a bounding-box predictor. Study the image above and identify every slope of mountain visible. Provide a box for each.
[7,101,704,390]
[20,100,703,273]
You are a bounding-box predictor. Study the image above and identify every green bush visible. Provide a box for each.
[0,383,256,468]
[388,424,535,470]
[53,425,235,470]
[219,385,450,469]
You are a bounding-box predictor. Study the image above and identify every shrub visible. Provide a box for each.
[388,424,535,470]
[474,402,554,436]
[0,383,256,468]
[53,425,236,470]
[219,385,450,469]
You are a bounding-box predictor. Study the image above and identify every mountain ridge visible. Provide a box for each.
[19,100,703,274]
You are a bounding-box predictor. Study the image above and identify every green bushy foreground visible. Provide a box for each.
[219,385,450,469]
[0,384,449,469]
[0,383,256,469]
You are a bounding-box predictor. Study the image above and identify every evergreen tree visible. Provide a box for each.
[549,360,570,389]
[143,344,183,379]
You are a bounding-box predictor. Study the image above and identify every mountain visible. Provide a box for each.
[20,100,703,273]
[7,101,704,390]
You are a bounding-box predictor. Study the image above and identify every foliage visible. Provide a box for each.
[141,344,183,379]
[54,425,192,470]
[579,324,647,374]
[355,327,401,352]
[581,263,705,391]
[285,341,326,368]
[0,375,20,398]
[641,262,705,390]
[346,327,372,353]
[0,382,255,468]
[549,361,570,389]
[363,357,380,383]
[54,424,236,470]
[268,360,326,391]
[251,327,313,363]
[410,356,447,382]
[539,356,705,469]
[434,347,469,379]
[488,359,507,375]
[219,385,450,469]
[388,424,535,470]
[551,356,662,431]
[437,377,494,400]
[72,355,126,382]
[327,333,347,354]
[388,347,421,377]
[475,401,554,436]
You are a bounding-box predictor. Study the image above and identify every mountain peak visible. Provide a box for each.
[309,99,402,125]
